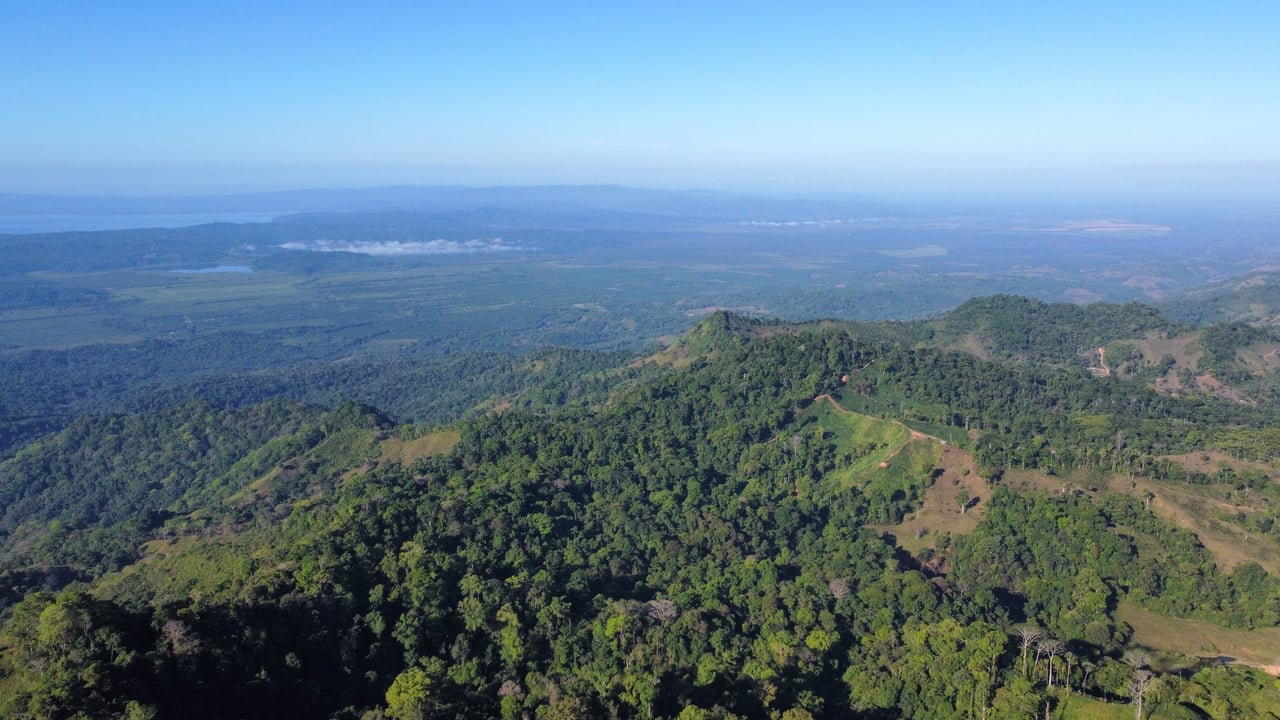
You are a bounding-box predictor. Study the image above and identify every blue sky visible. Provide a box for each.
[2,1,1278,198]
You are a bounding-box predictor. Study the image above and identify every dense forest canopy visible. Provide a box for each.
[3,299,1280,718]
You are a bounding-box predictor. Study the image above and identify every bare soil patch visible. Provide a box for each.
[878,444,990,559]
[1159,450,1274,476]
[1192,373,1254,405]
[954,333,991,361]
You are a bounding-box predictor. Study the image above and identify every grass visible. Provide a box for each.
[379,429,461,465]
[1052,690,1218,719]
[1120,602,1280,668]
[1135,330,1201,370]
[805,396,911,485]
[880,443,989,557]
[1159,449,1274,476]
[1051,694,1133,720]
[1237,339,1280,375]
[1002,459,1280,575]
[803,395,955,533]
[1106,473,1280,574]
[829,386,970,445]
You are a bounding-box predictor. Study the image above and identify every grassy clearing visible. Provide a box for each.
[806,397,911,485]
[881,443,989,557]
[828,386,969,446]
[881,435,941,481]
[1001,461,1280,575]
[379,429,461,465]
[1107,474,1280,574]
[1237,340,1280,375]
[1160,449,1275,477]
[100,533,278,605]
[1121,602,1280,668]
[953,332,993,361]
[136,535,200,565]
[221,427,385,507]
[1051,694,1133,720]
[1053,688,1230,719]
[806,396,956,537]
[1001,467,1121,506]
[1135,330,1201,369]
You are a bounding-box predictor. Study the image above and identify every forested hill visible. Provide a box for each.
[878,295,1280,405]
[6,291,1277,465]
[0,343,639,462]
[921,294,1175,362]
[1160,271,1280,327]
[4,311,1280,718]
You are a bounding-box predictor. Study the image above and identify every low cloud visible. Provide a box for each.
[279,238,525,256]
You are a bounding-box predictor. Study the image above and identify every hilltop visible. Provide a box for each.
[4,306,1280,718]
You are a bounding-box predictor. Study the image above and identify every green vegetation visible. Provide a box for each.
[1160,272,1280,327]
[6,215,1280,469]
[931,294,1175,364]
[3,306,1280,718]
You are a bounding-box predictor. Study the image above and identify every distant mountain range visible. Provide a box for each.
[0,184,895,224]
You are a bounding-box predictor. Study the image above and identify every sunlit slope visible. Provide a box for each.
[910,294,1280,404]
[8,309,1280,718]
[1161,272,1280,327]
[0,399,401,578]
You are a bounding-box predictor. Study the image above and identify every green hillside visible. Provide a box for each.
[3,310,1280,718]
[1161,273,1280,327]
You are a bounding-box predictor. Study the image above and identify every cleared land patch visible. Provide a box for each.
[379,429,461,465]
[878,443,990,558]
[807,395,912,484]
[1160,450,1274,476]
[1107,473,1280,574]
[1122,602,1280,670]
[806,395,980,557]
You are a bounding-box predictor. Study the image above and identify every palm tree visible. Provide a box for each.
[1062,650,1077,691]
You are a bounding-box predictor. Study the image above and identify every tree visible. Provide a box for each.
[1015,627,1041,678]
[1122,651,1154,720]
[1129,669,1153,720]
[385,667,433,720]
[1036,638,1064,688]
[992,675,1041,720]
[1,591,142,719]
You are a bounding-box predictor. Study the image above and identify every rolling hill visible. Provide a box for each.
[4,308,1280,718]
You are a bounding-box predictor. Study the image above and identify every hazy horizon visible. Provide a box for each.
[3,2,1278,202]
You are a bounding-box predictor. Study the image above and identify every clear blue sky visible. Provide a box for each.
[3,1,1278,199]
